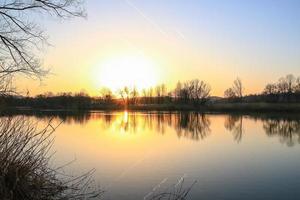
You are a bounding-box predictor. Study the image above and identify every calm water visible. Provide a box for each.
[9,111,300,199]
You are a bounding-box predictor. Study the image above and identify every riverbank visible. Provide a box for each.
[2,102,300,113]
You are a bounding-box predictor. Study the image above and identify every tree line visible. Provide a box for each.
[263,74,300,95]
[247,74,300,103]
[99,79,212,105]
[2,74,300,110]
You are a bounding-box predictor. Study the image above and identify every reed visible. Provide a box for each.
[0,116,103,200]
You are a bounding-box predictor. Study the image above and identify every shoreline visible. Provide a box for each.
[2,102,300,113]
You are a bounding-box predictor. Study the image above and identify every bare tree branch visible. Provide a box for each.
[0,0,86,95]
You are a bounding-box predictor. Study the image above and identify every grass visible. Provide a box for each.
[0,116,103,200]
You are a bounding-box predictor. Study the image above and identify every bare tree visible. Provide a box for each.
[159,84,165,96]
[173,79,210,104]
[174,81,182,101]
[296,77,300,93]
[277,74,296,94]
[0,0,86,95]
[286,74,296,93]
[263,83,277,95]
[118,87,126,105]
[224,88,236,99]
[100,87,113,103]
[118,86,134,105]
[0,1,106,199]
[224,78,243,99]
[232,78,243,98]
[197,80,211,103]
[130,86,138,104]
[155,85,161,97]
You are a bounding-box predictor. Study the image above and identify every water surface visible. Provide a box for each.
[9,111,300,200]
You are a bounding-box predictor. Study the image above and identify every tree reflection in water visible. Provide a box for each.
[4,111,300,145]
[114,112,211,141]
[263,119,300,147]
[175,113,211,141]
[224,115,243,143]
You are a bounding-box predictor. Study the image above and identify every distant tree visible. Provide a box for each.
[161,84,167,97]
[148,87,153,103]
[224,88,236,99]
[180,87,189,103]
[100,87,113,103]
[154,84,168,103]
[43,92,54,97]
[130,86,138,104]
[148,87,153,98]
[232,78,243,98]
[295,77,300,93]
[263,83,277,95]
[262,74,300,96]
[174,79,210,104]
[142,89,147,98]
[124,86,130,103]
[155,85,161,97]
[118,88,126,104]
[224,78,243,99]
[277,78,289,94]
[175,81,182,101]
[277,74,296,94]
[185,81,193,101]
[196,80,211,103]
[188,79,211,104]
[286,74,296,93]
[118,86,130,105]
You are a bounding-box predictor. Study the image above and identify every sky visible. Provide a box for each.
[16,0,300,96]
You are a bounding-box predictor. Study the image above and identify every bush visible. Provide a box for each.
[0,117,102,200]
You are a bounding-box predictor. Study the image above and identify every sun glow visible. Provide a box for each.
[93,54,159,92]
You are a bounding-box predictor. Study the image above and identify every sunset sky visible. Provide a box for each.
[17,0,300,96]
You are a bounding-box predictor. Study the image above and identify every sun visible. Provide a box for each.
[93,54,159,92]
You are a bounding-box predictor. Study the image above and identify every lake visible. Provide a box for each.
[6,111,300,200]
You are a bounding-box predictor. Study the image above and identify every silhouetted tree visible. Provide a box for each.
[174,79,211,104]
[175,81,182,102]
[0,1,105,199]
[277,74,297,94]
[224,88,236,99]
[100,87,113,103]
[233,78,243,98]
[224,78,243,100]
[118,86,130,105]
[263,83,278,95]
[130,86,139,104]
[0,0,86,95]
[155,85,161,98]
[260,74,300,102]
[296,77,300,93]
